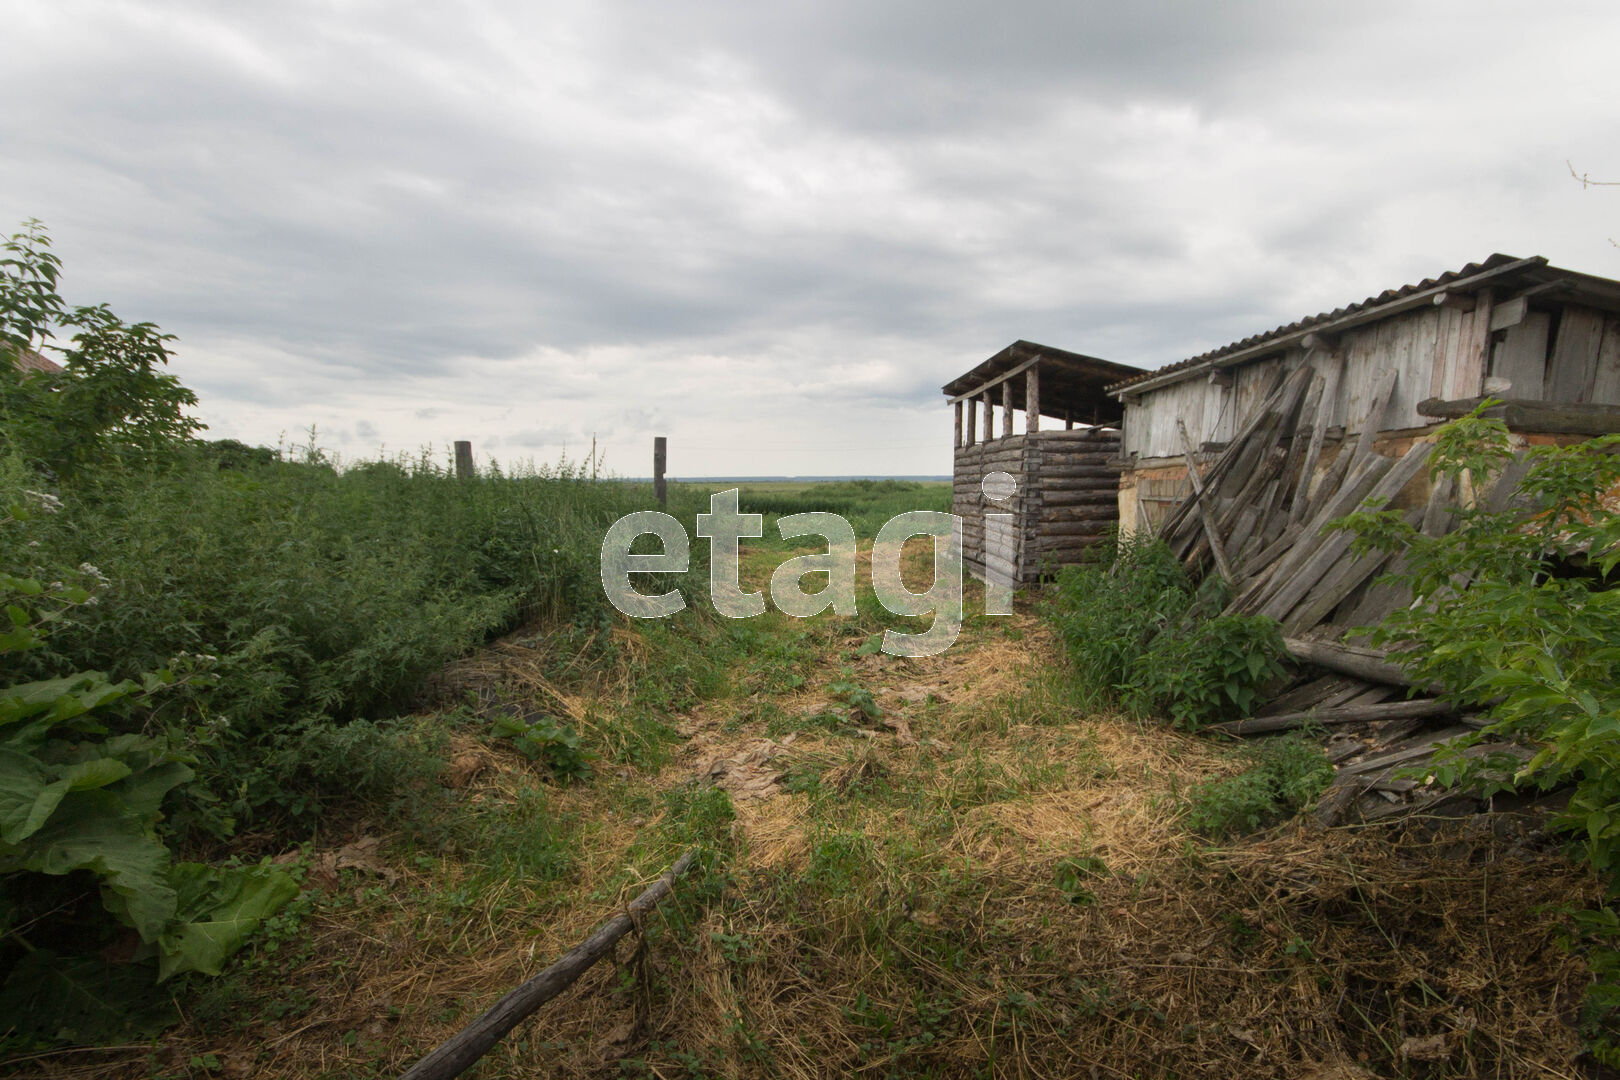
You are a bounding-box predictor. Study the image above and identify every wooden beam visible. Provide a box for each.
[1433,290,1476,312]
[1208,697,1456,736]
[1002,378,1013,439]
[1417,396,1620,435]
[1283,637,1435,691]
[1025,364,1041,433]
[1489,295,1529,332]
[964,397,977,447]
[983,391,994,442]
[947,354,1040,404]
[1177,419,1236,582]
[953,401,964,448]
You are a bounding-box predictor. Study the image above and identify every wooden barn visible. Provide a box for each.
[942,341,1142,584]
[1107,254,1620,545]
[1095,253,1620,640]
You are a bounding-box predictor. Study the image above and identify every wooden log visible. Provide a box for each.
[1038,466,1121,480]
[1041,489,1119,507]
[1208,698,1455,736]
[953,401,963,448]
[1416,396,1620,436]
[1283,637,1427,689]
[964,397,977,447]
[399,849,700,1080]
[1026,365,1040,433]
[1177,419,1236,581]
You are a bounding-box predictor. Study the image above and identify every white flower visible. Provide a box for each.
[78,562,110,584]
[23,490,62,513]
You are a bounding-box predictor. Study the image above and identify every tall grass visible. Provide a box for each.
[5,444,661,835]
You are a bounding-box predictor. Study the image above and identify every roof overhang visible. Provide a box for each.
[943,340,1142,425]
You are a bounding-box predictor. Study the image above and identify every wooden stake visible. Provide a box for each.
[454,441,474,480]
[653,436,667,509]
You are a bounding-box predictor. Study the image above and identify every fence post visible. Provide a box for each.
[654,436,667,509]
[454,441,475,479]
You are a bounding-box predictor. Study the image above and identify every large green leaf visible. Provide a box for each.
[0,672,135,728]
[0,950,177,1046]
[12,790,176,939]
[0,748,71,844]
[157,862,299,980]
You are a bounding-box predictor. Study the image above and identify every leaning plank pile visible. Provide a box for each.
[1148,359,1531,825]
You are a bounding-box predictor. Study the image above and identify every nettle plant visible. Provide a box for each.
[1333,406,1620,1059]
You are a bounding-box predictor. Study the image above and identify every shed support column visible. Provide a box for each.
[953,401,963,448]
[1065,409,1073,430]
[982,391,994,442]
[965,398,977,447]
[1025,365,1040,434]
[1001,380,1012,438]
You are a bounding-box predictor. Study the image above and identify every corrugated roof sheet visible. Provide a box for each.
[1105,253,1530,393]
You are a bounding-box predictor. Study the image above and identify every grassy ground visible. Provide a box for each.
[10,482,1602,1080]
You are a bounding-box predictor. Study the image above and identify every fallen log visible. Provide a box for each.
[1282,636,1432,690]
[398,848,701,1080]
[1207,697,1456,736]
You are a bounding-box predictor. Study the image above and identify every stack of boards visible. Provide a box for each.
[1147,360,1534,826]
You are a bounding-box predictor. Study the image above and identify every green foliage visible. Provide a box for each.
[827,679,882,722]
[1182,736,1334,837]
[1046,535,1285,727]
[490,712,593,783]
[1052,855,1108,904]
[1332,408,1620,1059]
[1129,613,1289,730]
[1047,535,1192,705]
[2,222,201,476]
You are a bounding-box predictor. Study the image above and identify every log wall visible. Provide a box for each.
[954,427,1122,584]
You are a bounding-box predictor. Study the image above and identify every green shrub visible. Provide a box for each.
[1046,535,1283,727]
[1128,612,1289,730]
[1332,408,1620,1063]
[1046,535,1191,706]
[1182,736,1333,836]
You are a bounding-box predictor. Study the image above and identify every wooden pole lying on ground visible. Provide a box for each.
[398,848,700,1080]
[454,441,474,480]
[654,436,667,509]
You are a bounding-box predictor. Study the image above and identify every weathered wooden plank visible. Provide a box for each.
[1546,305,1606,402]
[1283,636,1432,690]
[1292,357,1343,522]
[1489,311,1551,401]
[1591,315,1620,404]
[1178,419,1236,581]
[1261,444,1431,624]
[1445,289,1494,400]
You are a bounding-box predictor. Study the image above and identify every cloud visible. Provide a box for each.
[3,0,1619,475]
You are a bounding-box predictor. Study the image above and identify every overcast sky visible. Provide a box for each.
[4,1,1618,476]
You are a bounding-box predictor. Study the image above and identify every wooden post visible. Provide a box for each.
[1001,379,1012,438]
[982,391,993,442]
[965,398,977,447]
[454,441,474,480]
[953,401,964,448]
[1025,364,1040,434]
[1065,409,1073,430]
[653,436,667,509]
